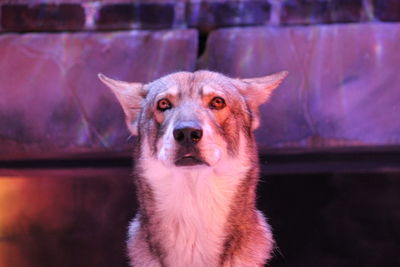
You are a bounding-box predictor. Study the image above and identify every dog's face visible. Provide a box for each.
[99,70,287,168]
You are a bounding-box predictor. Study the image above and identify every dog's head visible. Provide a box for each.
[99,71,287,168]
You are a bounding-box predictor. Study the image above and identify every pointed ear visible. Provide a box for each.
[98,73,145,135]
[239,71,288,130]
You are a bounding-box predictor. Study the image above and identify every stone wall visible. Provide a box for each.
[1,0,399,32]
[1,0,400,158]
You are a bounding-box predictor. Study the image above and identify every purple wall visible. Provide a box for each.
[1,3,400,156]
[200,24,400,148]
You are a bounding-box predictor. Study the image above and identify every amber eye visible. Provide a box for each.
[157,98,172,111]
[209,97,226,110]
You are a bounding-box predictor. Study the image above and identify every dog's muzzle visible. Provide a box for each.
[173,121,207,166]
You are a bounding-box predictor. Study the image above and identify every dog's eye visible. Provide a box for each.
[157,98,172,111]
[209,97,226,110]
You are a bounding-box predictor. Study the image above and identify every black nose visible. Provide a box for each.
[173,124,203,146]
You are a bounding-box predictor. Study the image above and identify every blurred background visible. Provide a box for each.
[0,0,399,266]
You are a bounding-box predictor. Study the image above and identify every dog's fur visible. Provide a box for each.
[99,70,287,267]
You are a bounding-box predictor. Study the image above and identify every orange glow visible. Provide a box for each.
[0,175,75,265]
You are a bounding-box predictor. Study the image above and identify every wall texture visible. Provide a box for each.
[0,0,399,157]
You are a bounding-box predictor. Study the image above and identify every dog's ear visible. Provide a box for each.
[98,73,146,135]
[239,71,288,130]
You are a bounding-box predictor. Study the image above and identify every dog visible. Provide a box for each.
[98,70,287,267]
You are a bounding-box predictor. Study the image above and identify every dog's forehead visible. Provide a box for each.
[145,71,242,98]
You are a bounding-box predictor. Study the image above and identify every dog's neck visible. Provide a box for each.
[139,150,252,267]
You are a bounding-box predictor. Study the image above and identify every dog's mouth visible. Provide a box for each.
[175,153,208,167]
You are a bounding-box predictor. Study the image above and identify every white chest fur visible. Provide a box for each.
[140,157,249,267]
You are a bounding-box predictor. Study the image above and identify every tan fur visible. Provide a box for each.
[99,70,287,267]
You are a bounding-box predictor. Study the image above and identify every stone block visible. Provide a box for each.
[330,0,366,23]
[307,23,400,146]
[96,3,176,30]
[0,168,134,267]
[200,23,400,148]
[1,4,85,32]
[280,0,331,25]
[0,30,198,157]
[263,172,400,266]
[187,1,271,32]
[280,0,365,25]
[373,0,400,22]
